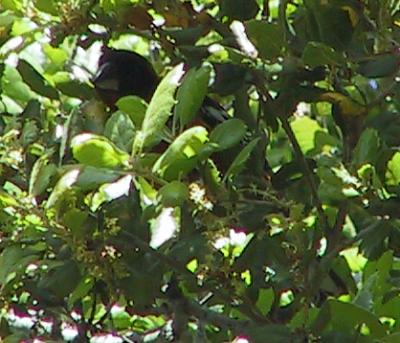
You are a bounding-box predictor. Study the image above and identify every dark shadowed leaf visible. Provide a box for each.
[246,21,284,60]
[302,42,345,67]
[224,138,260,180]
[358,53,400,78]
[220,0,259,20]
[17,59,59,99]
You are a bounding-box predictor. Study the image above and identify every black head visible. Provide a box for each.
[93,47,159,107]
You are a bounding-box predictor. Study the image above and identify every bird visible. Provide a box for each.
[93,47,159,107]
[92,46,228,129]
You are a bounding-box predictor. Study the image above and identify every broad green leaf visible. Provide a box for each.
[309,4,354,50]
[133,64,184,154]
[35,0,58,15]
[224,137,260,180]
[3,65,34,102]
[68,276,94,307]
[291,116,323,154]
[328,299,385,338]
[0,246,37,286]
[302,42,345,67]
[352,128,380,167]
[29,156,57,197]
[116,95,148,127]
[111,306,132,330]
[46,168,80,209]
[72,133,130,168]
[63,209,88,237]
[246,21,284,60]
[256,288,275,316]
[152,126,208,178]
[209,118,246,151]
[38,260,81,298]
[220,0,259,21]
[358,54,400,78]
[385,152,400,186]
[75,166,122,191]
[43,44,68,66]
[17,59,59,100]
[158,181,189,207]
[175,66,210,128]
[47,166,121,208]
[0,190,19,207]
[56,80,94,100]
[104,111,135,152]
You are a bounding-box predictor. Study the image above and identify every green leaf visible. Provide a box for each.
[175,66,210,128]
[29,156,57,197]
[35,0,59,15]
[246,21,284,60]
[358,54,400,78]
[291,116,324,154]
[152,126,208,179]
[385,152,400,186]
[0,191,19,207]
[224,137,260,180]
[63,209,88,237]
[209,118,246,151]
[302,42,345,67]
[116,95,148,127]
[39,260,81,298]
[133,64,184,154]
[328,299,385,338]
[256,288,275,316]
[46,168,80,209]
[248,324,294,343]
[43,44,68,66]
[17,59,59,99]
[68,276,94,307]
[158,181,189,207]
[104,111,136,152]
[56,80,94,100]
[220,0,259,21]
[352,128,380,167]
[72,133,130,168]
[0,246,37,286]
[309,4,354,50]
[75,166,122,191]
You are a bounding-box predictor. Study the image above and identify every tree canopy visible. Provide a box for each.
[0,0,400,342]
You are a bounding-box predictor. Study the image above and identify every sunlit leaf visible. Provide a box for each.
[132,64,184,154]
[175,66,210,128]
[72,133,130,168]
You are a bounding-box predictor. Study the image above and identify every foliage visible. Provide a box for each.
[0,0,400,342]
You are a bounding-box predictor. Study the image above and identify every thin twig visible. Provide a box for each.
[280,117,330,237]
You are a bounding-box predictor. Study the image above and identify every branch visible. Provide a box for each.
[118,230,269,324]
[279,117,330,237]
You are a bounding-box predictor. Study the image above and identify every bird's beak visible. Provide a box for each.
[92,62,120,91]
